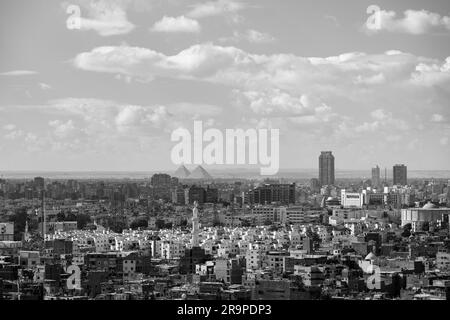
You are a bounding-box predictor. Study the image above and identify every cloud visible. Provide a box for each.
[38,82,52,90]
[73,43,450,92]
[354,73,386,85]
[0,70,37,76]
[440,137,449,145]
[64,0,135,36]
[0,97,225,162]
[365,9,450,35]
[237,89,315,116]
[187,0,245,19]
[115,105,170,132]
[431,114,445,123]
[353,109,409,134]
[4,130,24,140]
[324,15,340,27]
[151,16,201,33]
[167,102,222,118]
[3,124,16,131]
[370,109,390,121]
[49,119,77,138]
[220,29,275,44]
[71,43,450,151]
[411,57,450,86]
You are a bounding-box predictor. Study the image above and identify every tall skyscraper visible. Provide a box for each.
[393,164,407,186]
[372,165,381,187]
[319,151,335,186]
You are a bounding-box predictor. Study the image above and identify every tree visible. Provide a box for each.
[65,212,77,221]
[269,224,278,232]
[56,211,66,222]
[164,222,173,229]
[130,218,148,230]
[213,221,224,227]
[9,207,28,241]
[241,220,251,227]
[180,219,188,228]
[105,216,127,233]
[76,213,91,230]
[401,223,412,237]
[155,219,165,229]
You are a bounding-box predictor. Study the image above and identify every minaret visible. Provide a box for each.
[41,190,46,239]
[24,220,30,242]
[191,201,199,247]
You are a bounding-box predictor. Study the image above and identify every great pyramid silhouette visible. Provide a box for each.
[173,165,191,178]
[187,165,213,180]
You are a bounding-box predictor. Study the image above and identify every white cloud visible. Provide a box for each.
[151,16,200,33]
[239,89,315,116]
[73,43,450,93]
[440,137,449,145]
[431,114,445,123]
[354,109,409,134]
[0,70,37,76]
[354,73,386,85]
[371,109,389,121]
[411,57,450,86]
[324,15,340,27]
[3,124,16,131]
[65,0,135,36]
[115,105,170,132]
[4,130,24,140]
[71,43,450,151]
[167,103,222,118]
[220,29,275,44]
[49,119,77,138]
[39,82,52,90]
[187,0,245,19]
[365,9,450,35]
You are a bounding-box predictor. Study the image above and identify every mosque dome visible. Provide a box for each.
[422,202,437,209]
[365,252,376,260]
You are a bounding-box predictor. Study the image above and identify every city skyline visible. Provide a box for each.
[2,0,450,305]
[1,0,450,172]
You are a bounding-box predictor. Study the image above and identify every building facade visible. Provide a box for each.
[393,164,407,186]
[319,151,335,186]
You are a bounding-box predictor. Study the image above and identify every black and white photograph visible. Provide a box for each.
[0,0,450,310]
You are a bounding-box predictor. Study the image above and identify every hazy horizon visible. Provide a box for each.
[1,168,450,180]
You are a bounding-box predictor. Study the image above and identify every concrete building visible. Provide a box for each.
[0,223,14,241]
[393,164,407,186]
[319,151,335,186]
[250,184,296,205]
[436,250,450,270]
[401,202,450,232]
[340,190,363,208]
[372,165,381,187]
[214,258,245,284]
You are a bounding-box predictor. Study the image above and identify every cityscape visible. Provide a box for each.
[1,154,450,300]
[1,0,450,305]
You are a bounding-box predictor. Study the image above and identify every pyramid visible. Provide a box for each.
[187,165,213,180]
[173,165,191,178]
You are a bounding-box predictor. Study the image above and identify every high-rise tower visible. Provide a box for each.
[319,151,335,186]
[191,201,199,247]
[372,165,381,187]
[393,164,407,186]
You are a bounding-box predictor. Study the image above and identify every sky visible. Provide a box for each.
[0,0,449,172]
